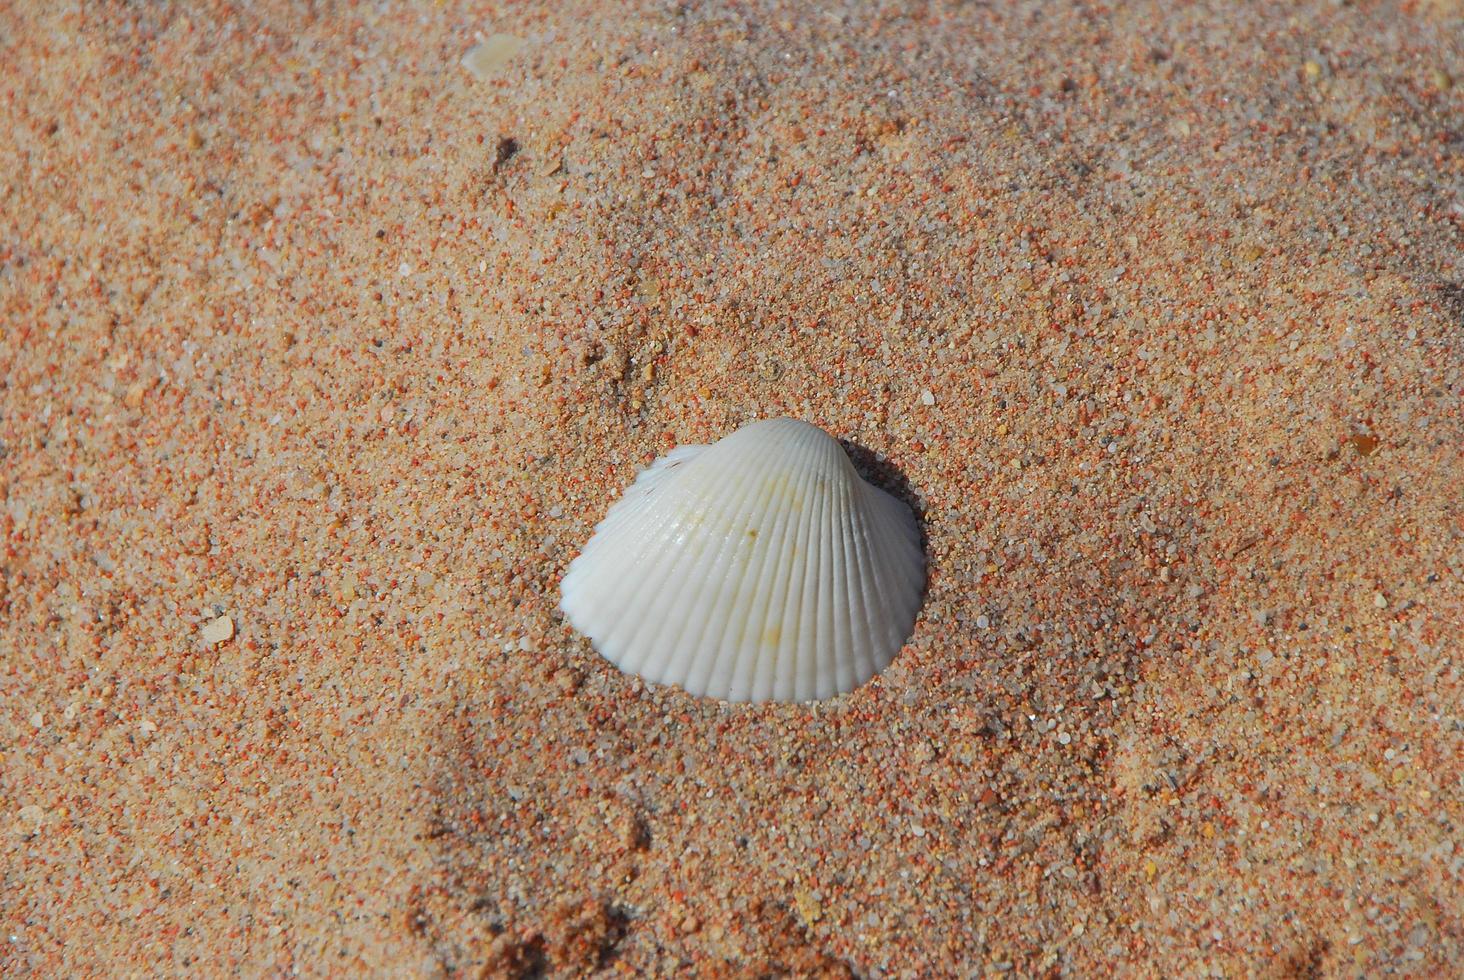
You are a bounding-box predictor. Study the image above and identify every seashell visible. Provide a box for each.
[559,418,925,702]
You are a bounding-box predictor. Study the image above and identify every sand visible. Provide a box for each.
[2,0,1460,975]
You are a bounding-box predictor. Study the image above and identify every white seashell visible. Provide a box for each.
[559,418,925,702]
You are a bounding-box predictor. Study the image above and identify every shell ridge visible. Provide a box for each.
[786,424,838,698]
[743,418,837,694]
[822,429,857,699]
[715,439,802,699]
[709,422,825,699]
[813,448,849,700]
[561,447,711,623]
[684,437,817,694]
[664,451,778,694]
[803,424,845,700]
[564,445,734,668]
[840,486,881,690]
[565,481,707,660]
[860,483,897,680]
[632,439,787,693]
[589,444,709,539]
[708,449,784,699]
[595,445,716,539]
[786,429,830,700]
[830,467,863,698]
[874,481,924,585]
[743,422,824,700]
[608,446,771,687]
[860,483,924,653]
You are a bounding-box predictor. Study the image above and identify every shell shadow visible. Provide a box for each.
[839,438,931,569]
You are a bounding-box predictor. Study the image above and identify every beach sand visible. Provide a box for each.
[2,1,1460,975]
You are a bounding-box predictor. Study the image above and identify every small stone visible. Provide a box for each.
[1373,592,1387,609]
[1348,433,1380,456]
[462,35,525,81]
[492,136,519,172]
[1303,60,1323,80]
[919,389,936,406]
[201,615,235,645]
[793,886,822,925]
[613,809,648,850]
[554,669,583,694]
[14,805,45,836]
[123,380,151,409]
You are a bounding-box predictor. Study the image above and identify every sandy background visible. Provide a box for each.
[3,0,1461,975]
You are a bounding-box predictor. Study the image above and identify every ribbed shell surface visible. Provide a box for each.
[559,418,925,702]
